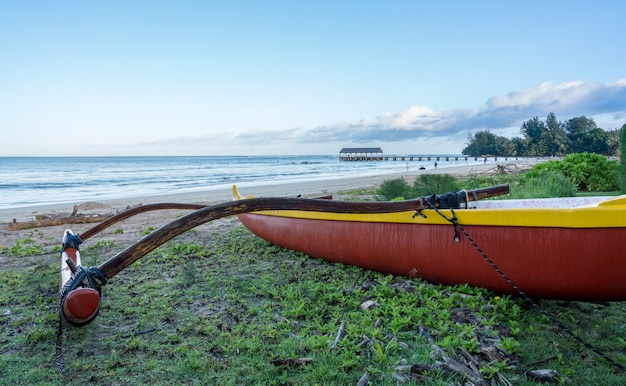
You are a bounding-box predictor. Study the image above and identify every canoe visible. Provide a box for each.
[233,187,626,301]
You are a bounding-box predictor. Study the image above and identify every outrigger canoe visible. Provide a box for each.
[52,184,626,372]
[234,186,626,301]
[55,183,625,329]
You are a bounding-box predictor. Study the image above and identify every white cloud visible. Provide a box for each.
[286,79,626,147]
[7,79,623,156]
[133,79,625,155]
[376,106,439,130]
[486,81,586,109]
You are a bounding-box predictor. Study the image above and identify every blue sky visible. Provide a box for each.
[1,1,625,156]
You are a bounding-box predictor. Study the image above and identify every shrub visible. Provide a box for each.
[377,178,411,201]
[412,174,461,197]
[526,153,618,191]
[511,170,577,198]
[377,174,462,200]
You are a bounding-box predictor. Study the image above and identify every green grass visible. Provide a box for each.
[1,226,625,385]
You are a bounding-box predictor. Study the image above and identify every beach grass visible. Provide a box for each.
[1,224,625,385]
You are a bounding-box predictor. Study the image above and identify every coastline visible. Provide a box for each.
[0,161,532,224]
[0,160,538,273]
[0,160,537,224]
[0,159,537,273]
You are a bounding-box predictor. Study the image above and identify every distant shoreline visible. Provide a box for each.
[0,160,539,224]
[1,154,496,212]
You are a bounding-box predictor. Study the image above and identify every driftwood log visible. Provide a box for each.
[5,215,107,231]
[4,203,206,232]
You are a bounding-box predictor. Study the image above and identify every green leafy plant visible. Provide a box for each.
[526,152,618,191]
[6,238,48,256]
[141,225,155,235]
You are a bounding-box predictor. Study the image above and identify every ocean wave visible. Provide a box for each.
[0,155,480,209]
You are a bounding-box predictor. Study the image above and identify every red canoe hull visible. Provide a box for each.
[238,213,626,301]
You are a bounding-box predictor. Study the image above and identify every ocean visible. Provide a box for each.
[0,155,482,209]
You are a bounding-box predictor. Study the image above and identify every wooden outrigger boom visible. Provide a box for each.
[58,204,205,326]
[98,184,509,278]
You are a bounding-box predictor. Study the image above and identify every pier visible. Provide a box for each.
[380,155,522,162]
[339,148,524,162]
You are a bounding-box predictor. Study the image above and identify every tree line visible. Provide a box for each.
[462,112,625,157]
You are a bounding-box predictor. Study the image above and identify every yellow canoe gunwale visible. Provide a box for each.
[246,206,625,228]
[232,186,626,228]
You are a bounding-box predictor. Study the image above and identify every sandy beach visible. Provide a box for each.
[0,160,536,271]
[0,161,536,222]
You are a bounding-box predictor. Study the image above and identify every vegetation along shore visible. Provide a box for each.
[1,154,625,384]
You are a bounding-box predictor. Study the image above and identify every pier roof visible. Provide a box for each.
[339,147,383,154]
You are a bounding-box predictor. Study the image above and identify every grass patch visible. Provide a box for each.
[1,226,624,384]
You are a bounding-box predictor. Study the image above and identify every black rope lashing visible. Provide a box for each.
[62,232,82,251]
[423,201,625,371]
[430,192,462,209]
[413,191,462,219]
